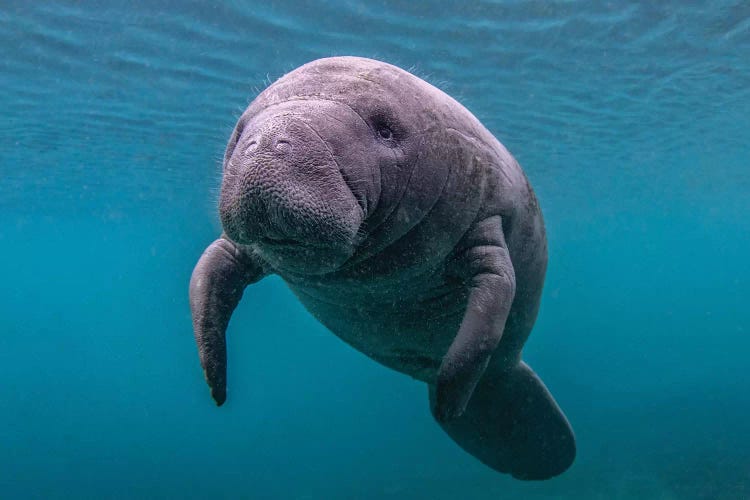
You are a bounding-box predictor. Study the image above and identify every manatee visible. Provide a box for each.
[189,56,575,480]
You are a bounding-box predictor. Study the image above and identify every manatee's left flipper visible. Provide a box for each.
[189,236,267,405]
[434,215,516,422]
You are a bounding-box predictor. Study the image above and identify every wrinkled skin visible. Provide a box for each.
[190,57,575,480]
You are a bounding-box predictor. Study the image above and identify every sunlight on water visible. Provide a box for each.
[1,1,748,499]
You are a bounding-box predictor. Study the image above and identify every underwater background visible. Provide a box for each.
[1,1,748,498]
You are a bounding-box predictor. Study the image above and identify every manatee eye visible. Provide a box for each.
[377,126,393,140]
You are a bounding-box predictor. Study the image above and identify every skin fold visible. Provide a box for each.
[189,56,575,480]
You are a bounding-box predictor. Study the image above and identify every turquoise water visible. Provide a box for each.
[2,1,749,498]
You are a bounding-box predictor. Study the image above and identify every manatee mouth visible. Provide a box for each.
[260,235,303,247]
[258,235,332,252]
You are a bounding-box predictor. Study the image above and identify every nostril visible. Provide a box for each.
[275,139,291,153]
[243,141,258,155]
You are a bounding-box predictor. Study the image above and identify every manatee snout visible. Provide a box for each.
[218,104,364,273]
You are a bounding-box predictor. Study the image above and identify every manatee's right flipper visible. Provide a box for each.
[429,361,575,480]
[189,236,267,405]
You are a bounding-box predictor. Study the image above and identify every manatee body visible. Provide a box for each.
[190,56,575,480]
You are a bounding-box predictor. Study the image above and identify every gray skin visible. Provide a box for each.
[190,56,575,480]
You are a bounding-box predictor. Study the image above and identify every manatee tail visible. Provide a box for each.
[429,361,575,480]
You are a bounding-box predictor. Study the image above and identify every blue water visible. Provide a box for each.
[1,1,749,498]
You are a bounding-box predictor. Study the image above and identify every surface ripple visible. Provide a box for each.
[1,0,748,216]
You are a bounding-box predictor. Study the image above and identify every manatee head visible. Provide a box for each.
[219,56,457,275]
[219,99,366,275]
